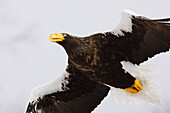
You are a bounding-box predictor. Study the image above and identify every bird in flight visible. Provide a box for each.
[26,10,170,113]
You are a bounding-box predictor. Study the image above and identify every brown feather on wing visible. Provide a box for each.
[122,16,170,64]
[26,65,109,113]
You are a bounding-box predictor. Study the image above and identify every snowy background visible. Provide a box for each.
[0,0,170,113]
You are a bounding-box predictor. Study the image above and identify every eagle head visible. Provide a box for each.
[49,32,84,59]
[49,33,80,49]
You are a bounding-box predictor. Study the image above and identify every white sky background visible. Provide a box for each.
[0,0,170,113]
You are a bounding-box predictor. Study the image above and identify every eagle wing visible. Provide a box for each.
[112,10,170,65]
[26,65,109,113]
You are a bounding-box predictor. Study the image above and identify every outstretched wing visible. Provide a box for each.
[112,10,170,65]
[26,64,109,113]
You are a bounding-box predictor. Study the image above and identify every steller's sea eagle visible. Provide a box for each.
[26,10,170,113]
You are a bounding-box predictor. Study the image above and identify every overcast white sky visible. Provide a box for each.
[0,0,170,113]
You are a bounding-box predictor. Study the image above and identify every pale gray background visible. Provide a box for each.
[0,0,170,113]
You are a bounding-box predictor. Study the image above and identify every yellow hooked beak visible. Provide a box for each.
[125,80,143,94]
[49,33,66,42]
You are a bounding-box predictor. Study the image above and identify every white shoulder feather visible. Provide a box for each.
[28,70,70,102]
[111,9,143,36]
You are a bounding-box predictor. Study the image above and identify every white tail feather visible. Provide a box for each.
[111,61,162,105]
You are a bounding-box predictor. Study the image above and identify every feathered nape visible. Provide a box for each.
[111,61,162,104]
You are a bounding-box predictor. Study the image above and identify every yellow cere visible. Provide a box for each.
[49,33,65,42]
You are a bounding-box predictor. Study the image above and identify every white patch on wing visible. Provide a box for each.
[111,61,162,104]
[28,70,70,102]
[111,9,142,36]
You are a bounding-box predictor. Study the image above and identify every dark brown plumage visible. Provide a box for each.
[26,65,110,113]
[26,11,170,113]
